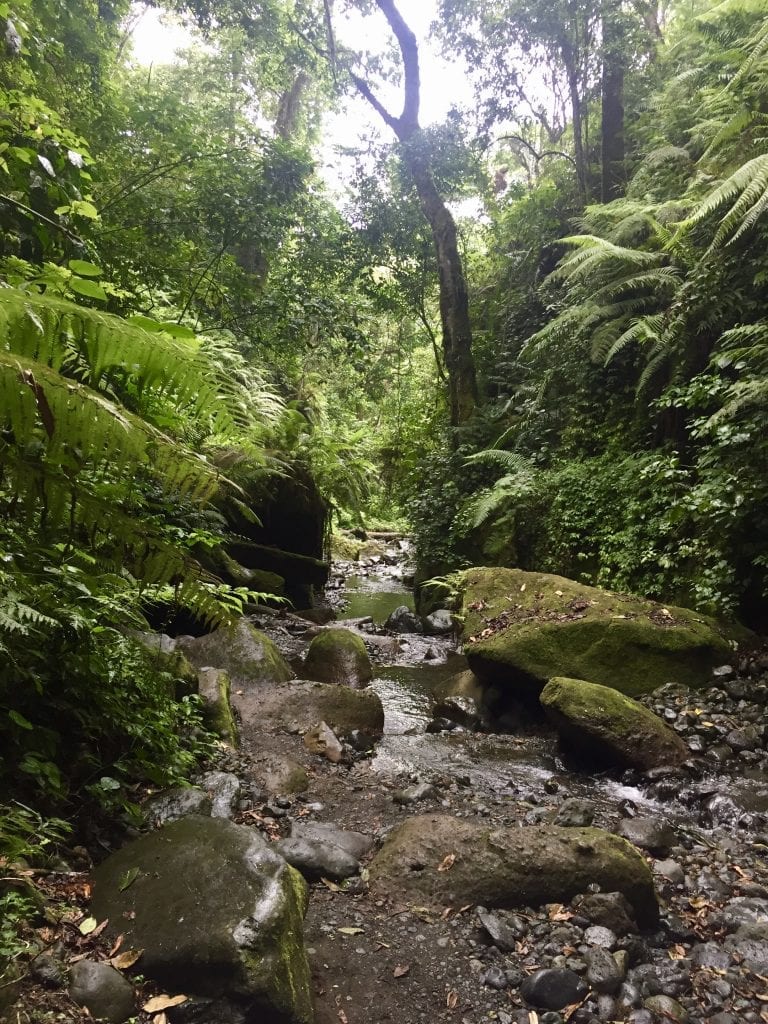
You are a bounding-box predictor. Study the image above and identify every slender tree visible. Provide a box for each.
[349,0,478,427]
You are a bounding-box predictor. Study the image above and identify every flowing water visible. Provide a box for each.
[333,539,768,835]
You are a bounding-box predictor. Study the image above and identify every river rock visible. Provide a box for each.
[291,822,374,860]
[68,961,135,1023]
[275,836,360,881]
[644,995,688,1022]
[476,909,522,951]
[199,771,241,818]
[303,628,373,688]
[196,668,239,745]
[260,680,384,740]
[368,815,658,927]
[90,816,312,1024]
[424,609,455,635]
[554,797,595,827]
[304,721,344,762]
[261,754,310,795]
[616,816,676,854]
[572,892,638,935]
[394,782,437,805]
[178,619,293,687]
[460,568,736,697]
[144,786,212,825]
[586,946,625,994]
[521,968,588,1010]
[540,677,689,769]
[384,605,423,633]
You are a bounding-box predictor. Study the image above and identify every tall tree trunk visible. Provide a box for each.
[601,0,626,202]
[562,42,588,199]
[350,0,477,428]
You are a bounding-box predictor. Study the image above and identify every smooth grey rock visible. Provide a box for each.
[69,961,135,1024]
[717,897,768,931]
[643,995,688,1022]
[521,968,588,1010]
[91,816,312,1024]
[554,798,595,827]
[423,609,455,636]
[653,858,685,885]
[275,836,360,881]
[586,947,624,994]
[144,786,211,825]
[616,816,675,854]
[199,771,241,819]
[384,606,423,634]
[393,783,436,805]
[291,822,374,861]
[178,620,293,686]
[691,942,731,969]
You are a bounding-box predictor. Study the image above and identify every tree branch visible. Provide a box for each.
[0,194,86,247]
[375,0,420,131]
[349,71,399,133]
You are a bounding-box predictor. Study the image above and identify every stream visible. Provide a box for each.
[330,537,768,838]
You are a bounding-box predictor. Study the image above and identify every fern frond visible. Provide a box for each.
[464,449,532,473]
[684,154,768,248]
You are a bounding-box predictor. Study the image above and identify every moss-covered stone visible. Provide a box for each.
[540,676,688,770]
[91,816,313,1024]
[461,567,739,697]
[303,627,372,689]
[331,532,362,562]
[178,619,294,688]
[197,667,239,746]
[368,814,658,928]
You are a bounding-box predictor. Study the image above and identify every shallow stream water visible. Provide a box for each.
[332,539,768,837]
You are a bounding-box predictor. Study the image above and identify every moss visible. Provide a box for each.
[303,628,372,688]
[331,532,362,562]
[461,567,738,696]
[179,620,294,687]
[540,676,688,769]
[197,668,239,747]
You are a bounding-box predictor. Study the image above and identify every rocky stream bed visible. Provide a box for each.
[9,539,768,1024]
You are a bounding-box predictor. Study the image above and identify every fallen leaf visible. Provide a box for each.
[89,918,109,939]
[337,927,364,936]
[322,878,342,892]
[437,853,456,873]
[528,1013,539,1024]
[110,948,143,970]
[142,994,188,1012]
[78,917,98,935]
[119,867,140,892]
[393,964,410,978]
[446,990,459,1009]
[108,934,124,958]
[338,1011,349,1024]
[155,1016,168,1024]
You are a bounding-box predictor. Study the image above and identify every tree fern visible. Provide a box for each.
[684,154,768,248]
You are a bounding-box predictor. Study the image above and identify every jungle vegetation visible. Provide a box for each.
[1,0,768,940]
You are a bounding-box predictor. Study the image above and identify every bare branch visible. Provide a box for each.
[375,0,420,132]
[349,71,399,132]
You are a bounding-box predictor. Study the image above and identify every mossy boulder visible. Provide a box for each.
[331,532,362,562]
[91,816,312,1024]
[368,814,658,928]
[461,567,737,697]
[131,632,199,698]
[197,667,239,746]
[540,677,688,770]
[303,627,372,688]
[177,619,293,687]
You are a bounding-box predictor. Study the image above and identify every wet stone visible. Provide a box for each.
[393,782,436,805]
[554,798,595,827]
[616,816,675,854]
[521,968,589,1010]
[643,995,688,1022]
[653,858,685,885]
[275,836,360,881]
[482,965,508,990]
[68,961,135,1024]
[477,909,522,952]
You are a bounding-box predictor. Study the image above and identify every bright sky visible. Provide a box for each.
[129,2,479,201]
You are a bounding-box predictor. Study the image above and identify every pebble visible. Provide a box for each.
[521,968,589,1010]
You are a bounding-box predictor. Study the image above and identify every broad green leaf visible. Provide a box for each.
[69,260,102,278]
[127,315,164,332]
[119,867,141,891]
[158,322,196,340]
[79,917,98,935]
[70,200,99,220]
[70,278,107,302]
[9,709,33,730]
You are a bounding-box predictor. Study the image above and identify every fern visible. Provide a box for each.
[464,449,532,473]
[684,153,768,247]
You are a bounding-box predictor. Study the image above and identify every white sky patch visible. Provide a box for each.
[128,4,194,66]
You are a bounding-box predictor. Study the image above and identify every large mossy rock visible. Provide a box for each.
[91,816,312,1024]
[177,619,293,687]
[368,814,658,928]
[460,568,736,697]
[540,677,688,770]
[303,628,372,689]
